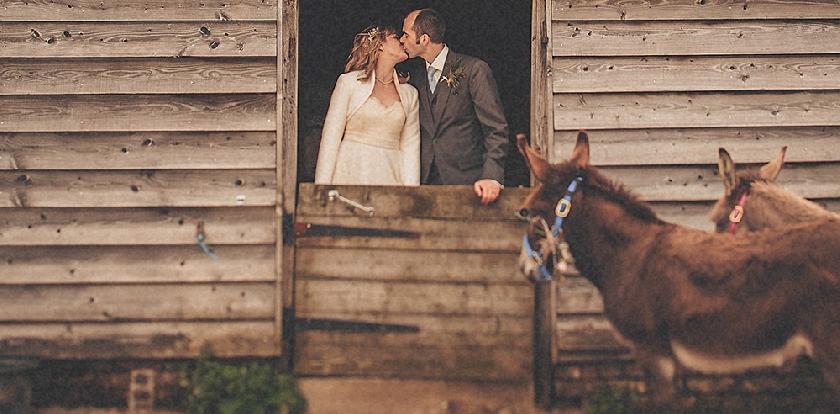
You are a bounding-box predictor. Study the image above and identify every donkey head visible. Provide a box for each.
[515,131,590,281]
[709,146,787,233]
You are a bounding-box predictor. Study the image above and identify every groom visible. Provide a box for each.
[400,8,509,205]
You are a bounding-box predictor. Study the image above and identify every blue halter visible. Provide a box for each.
[522,177,583,281]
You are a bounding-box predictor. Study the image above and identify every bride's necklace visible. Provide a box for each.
[375,77,394,85]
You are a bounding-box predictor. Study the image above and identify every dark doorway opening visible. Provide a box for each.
[298,0,531,187]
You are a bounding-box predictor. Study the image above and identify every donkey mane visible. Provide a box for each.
[581,166,664,224]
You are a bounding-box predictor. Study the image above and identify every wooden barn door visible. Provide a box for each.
[290,184,533,382]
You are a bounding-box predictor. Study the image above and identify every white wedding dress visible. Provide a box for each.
[329,97,407,185]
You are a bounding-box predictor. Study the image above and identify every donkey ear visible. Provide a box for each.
[570,131,590,168]
[516,133,550,181]
[717,148,738,193]
[759,146,787,182]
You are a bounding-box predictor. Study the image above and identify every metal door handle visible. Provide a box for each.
[327,190,375,216]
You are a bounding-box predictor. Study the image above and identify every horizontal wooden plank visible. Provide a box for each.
[551,128,840,165]
[296,279,533,318]
[552,56,840,93]
[556,315,627,353]
[0,22,276,58]
[0,169,276,207]
[297,184,531,220]
[0,94,276,132]
[599,163,840,201]
[0,321,277,359]
[0,132,276,169]
[295,332,530,380]
[294,216,525,251]
[0,207,275,245]
[555,276,604,315]
[0,0,277,21]
[651,201,716,231]
[0,58,276,95]
[552,0,840,21]
[553,21,840,56]
[0,282,274,322]
[553,91,840,130]
[0,244,275,284]
[297,248,523,283]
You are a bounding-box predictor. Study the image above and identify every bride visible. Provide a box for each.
[314,25,420,186]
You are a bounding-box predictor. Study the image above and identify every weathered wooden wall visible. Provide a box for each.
[0,1,281,359]
[547,0,840,400]
[293,185,532,381]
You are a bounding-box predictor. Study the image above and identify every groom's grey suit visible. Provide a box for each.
[408,50,508,185]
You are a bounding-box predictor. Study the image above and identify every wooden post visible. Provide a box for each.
[533,278,556,408]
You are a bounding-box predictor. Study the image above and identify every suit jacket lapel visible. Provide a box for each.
[431,51,456,133]
[413,61,435,132]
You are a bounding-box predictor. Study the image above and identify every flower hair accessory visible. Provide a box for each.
[357,26,381,43]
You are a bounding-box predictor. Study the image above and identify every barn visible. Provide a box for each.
[1,0,839,412]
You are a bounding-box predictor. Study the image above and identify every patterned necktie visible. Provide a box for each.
[427,65,437,94]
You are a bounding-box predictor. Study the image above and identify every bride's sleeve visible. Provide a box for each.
[401,89,421,186]
[314,75,351,184]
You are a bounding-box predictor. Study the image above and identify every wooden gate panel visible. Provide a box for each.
[294,184,532,381]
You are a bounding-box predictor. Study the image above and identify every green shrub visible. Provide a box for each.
[184,352,305,414]
[584,384,643,414]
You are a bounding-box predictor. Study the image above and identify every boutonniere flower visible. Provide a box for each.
[440,59,465,94]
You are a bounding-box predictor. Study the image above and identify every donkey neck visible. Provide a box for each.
[564,184,666,290]
[746,182,837,230]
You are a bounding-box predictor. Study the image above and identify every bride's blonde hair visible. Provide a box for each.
[345,25,397,81]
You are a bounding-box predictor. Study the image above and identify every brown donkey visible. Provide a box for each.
[710,146,840,234]
[517,132,840,407]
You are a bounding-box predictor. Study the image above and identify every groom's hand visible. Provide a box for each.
[474,179,502,205]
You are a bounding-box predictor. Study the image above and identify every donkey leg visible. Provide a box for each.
[806,318,840,409]
[636,348,679,410]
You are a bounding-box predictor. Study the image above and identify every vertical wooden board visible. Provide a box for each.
[0,58,277,95]
[0,22,277,58]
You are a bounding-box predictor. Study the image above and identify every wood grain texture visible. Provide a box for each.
[597,163,840,201]
[0,0,277,21]
[555,315,626,352]
[295,279,533,318]
[0,282,274,322]
[552,56,840,93]
[296,248,522,283]
[551,128,840,165]
[0,22,276,58]
[294,331,531,380]
[553,91,840,130]
[552,20,840,56]
[0,131,275,170]
[0,58,276,95]
[297,184,531,220]
[0,244,274,284]
[0,169,276,207]
[552,0,840,21]
[0,207,275,245]
[294,216,524,251]
[0,94,276,132]
[0,321,278,358]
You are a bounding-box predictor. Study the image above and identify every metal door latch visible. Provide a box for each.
[327,190,374,216]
